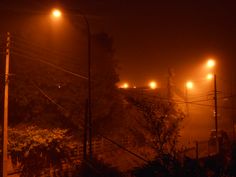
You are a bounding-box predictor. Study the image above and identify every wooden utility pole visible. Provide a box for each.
[167,68,175,102]
[2,32,10,177]
[185,87,190,117]
[214,74,219,152]
[83,100,88,160]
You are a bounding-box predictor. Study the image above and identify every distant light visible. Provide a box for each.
[149,81,157,89]
[206,59,215,68]
[51,8,62,18]
[206,73,214,80]
[120,83,129,89]
[186,81,194,89]
[133,86,136,89]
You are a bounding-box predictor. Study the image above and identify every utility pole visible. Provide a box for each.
[87,24,92,160]
[2,32,10,177]
[214,74,218,152]
[83,100,88,160]
[185,87,190,117]
[230,77,235,140]
[167,68,174,102]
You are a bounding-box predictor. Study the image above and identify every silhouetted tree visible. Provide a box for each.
[75,158,124,177]
[126,93,184,156]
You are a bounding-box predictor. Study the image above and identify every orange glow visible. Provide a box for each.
[186,81,194,89]
[120,83,129,89]
[206,59,215,68]
[149,81,157,89]
[51,9,62,18]
[206,73,214,80]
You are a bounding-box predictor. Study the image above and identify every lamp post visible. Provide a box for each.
[206,59,218,152]
[149,81,157,90]
[51,8,92,160]
[185,81,194,117]
[213,74,218,146]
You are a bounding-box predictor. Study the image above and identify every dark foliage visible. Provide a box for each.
[132,154,206,177]
[126,94,184,156]
[228,142,236,176]
[0,127,78,177]
[73,158,124,177]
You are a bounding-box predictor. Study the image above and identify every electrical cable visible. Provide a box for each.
[123,90,236,110]
[11,41,85,71]
[13,34,83,62]
[32,82,67,112]
[11,51,88,80]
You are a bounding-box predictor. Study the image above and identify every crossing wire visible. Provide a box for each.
[11,50,88,80]
[12,34,83,64]
[123,90,236,110]
[11,42,86,76]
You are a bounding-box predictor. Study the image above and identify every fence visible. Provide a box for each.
[7,136,132,177]
[7,137,219,176]
[179,139,218,160]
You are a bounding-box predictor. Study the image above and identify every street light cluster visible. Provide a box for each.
[185,59,216,90]
[119,81,158,90]
[120,59,216,91]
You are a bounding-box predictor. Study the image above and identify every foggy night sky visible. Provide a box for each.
[1,0,236,89]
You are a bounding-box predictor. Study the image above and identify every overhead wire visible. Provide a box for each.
[13,34,84,64]
[11,34,88,80]
[11,42,85,70]
[33,82,67,112]
[11,50,88,80]
[123,90,236,110]
[11,39,86,72]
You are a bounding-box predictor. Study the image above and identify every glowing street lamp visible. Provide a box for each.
[185,81,194,117]
[149,81,157,89]
[121,83,129,89]
[51,8,62,19]
[206,59,216,68]
[51,8,93,159]
[186,81,194,89]
[206,73,214,80]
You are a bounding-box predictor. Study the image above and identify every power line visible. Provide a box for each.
[12,42,84,70]
[32,82,67,112]
[13,34,83,62]
[11,51,88,80]
[11,40,85,71]
[123,90,236,110]
[96,133,149,163]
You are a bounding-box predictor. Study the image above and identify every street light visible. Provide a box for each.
[205,59,218,152]
[207,59,216,68]
[206,73,214,80]
[120,83,129,89]
[149,81,157,89]
[185,81,194,117]
[50,8,92,160]
[51,8,62,18]
[186,81,194,89]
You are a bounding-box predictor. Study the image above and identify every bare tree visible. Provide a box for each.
[126,94,184,156]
